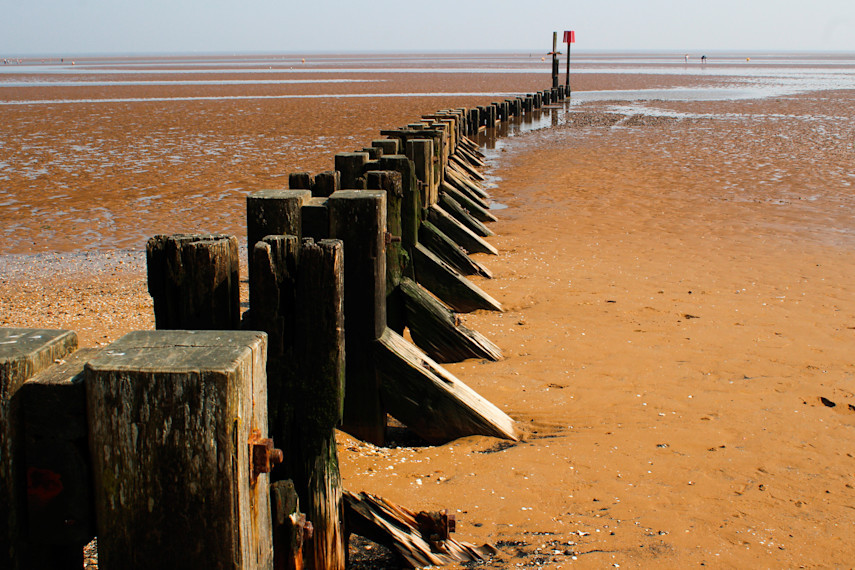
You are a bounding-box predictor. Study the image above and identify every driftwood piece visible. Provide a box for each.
[375,328,516,444]
[1,328,78,570]
[418,221,492,279]
[19,348,98,570]
[427,205,498,256]
[344,490,497,569]
[413,244,502,313]
[328,190,387,445]
[440,181,497,224]
[85,330,272,570]
[400,279,501,363]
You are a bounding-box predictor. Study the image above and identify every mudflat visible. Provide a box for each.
[2,55,854,567]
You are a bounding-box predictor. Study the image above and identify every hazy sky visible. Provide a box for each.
[2,0,854,56]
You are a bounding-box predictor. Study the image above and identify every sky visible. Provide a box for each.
[1,0,854,56]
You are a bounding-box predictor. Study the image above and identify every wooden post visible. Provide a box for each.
[440,181,497,224]
[365,170,407,333]
[377,155,420,252]
[552,31,559,88]
[19,348,98,570]
[247,189,312,290]
[288,172,313,190]
[371,139,399,156]
[291,239,346,570]
[146,233,240,330]
[85,330,273,570]
[1,328,78,570]
[334,152,369,189]
[312,171,340,198]
[406,138,434,210]
[301,197,330,241]
[327,190,387,445]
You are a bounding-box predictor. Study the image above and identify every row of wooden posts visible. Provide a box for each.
[0,85,569,569]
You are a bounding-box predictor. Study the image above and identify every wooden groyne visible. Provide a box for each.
[1,85,568,569]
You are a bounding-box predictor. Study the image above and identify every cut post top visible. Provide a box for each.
[85,330,267,374]
[0,328,78,364]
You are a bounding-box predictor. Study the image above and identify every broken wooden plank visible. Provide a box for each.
[400,278,501,363]
[374,328,516,443]
[344,490,498,569]
[450,154,486,182]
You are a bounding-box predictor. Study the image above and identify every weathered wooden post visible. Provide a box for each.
[288,172,313,190]
[312,171,340,198]
[327,190,387,444]
[371,139,399,156]
[291,239,346,570]
[1,328,78,570]
[334,152,369,189]
[551,31,560,89]
[86,330,274,569]
[247,189,312,293]
[146,234,240,330]
[19,349,97,570]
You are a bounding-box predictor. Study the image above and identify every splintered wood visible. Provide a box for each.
[344,490,497,568]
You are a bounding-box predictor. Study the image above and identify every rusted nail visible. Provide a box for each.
[384,232,402,245]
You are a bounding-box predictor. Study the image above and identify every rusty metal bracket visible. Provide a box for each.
[249,432,283,485]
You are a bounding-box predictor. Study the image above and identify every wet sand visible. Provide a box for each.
[2,56,855,567]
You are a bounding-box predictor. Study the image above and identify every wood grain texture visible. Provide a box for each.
[85,330,271,570]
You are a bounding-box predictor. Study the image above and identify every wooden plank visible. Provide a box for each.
[146,234,241,330]
[440,181,498,224]
[447,163,490,201]
[438,192,494,237]
[418,220,492,279]
[19,348,98,570]
[444,169,490,209]
[85,330,272,570]
[400,278,501,363]
[327,190,387,445]
[1,328,78,570]
[427,205,498,256]
[375,328,516,443]
[413,244,502,313]
[450,154,486,182]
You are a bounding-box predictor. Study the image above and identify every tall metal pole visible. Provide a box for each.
[565,40,571,92]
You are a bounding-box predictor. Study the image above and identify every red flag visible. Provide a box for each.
[563,30,576,43]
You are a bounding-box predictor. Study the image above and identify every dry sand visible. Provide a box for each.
[2,59,854,567]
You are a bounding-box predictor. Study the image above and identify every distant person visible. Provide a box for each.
[701,55,707,64]
[684,54,689,63]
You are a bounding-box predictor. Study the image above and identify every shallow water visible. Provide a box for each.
[1,51,853,255]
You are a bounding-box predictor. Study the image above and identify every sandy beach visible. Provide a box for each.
[2,54,854,567]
